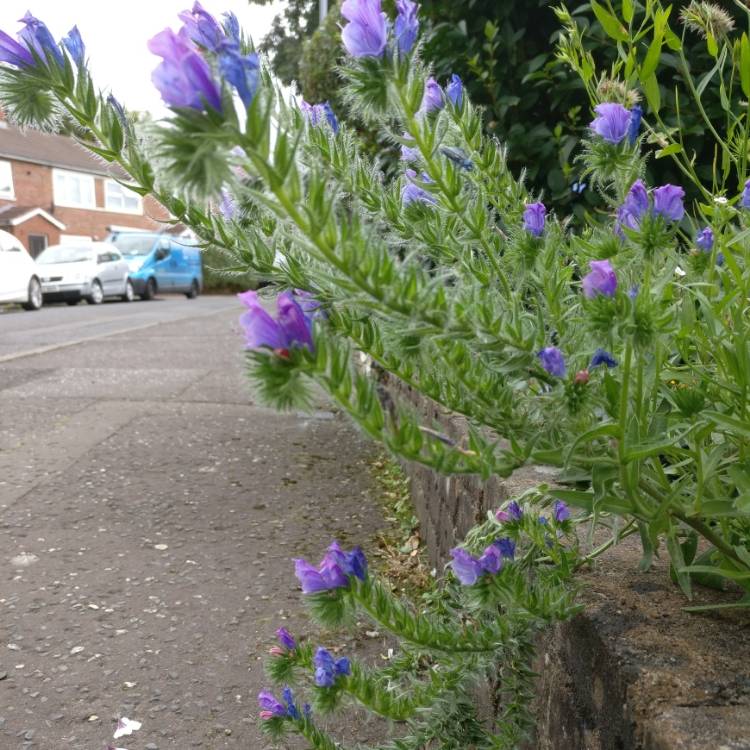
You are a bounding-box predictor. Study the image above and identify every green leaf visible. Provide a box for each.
[664,28,682,52]
[741,34,750,99]
[704,410,750,439]
[707,32,718,58]
[655,143,682,159]
[640,32,664,81]
[591,1,628,42]
[667,531,693,599]
[641,73,661,113]
[622,0,634,24]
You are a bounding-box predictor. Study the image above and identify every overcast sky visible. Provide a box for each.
[0,1,288,115]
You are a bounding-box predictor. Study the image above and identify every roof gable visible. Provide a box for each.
[0,123,119,177]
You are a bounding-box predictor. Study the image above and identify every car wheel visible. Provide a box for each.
[140,278,156,301]
[121,279,135,302]
[185,279,199,299]
[86,280,104,305]
[22,277,43,311]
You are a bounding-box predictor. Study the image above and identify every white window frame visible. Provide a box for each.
[104,179,142,215]
[52,168,96,209]
[59,234,92,245]
[0,160,14,200]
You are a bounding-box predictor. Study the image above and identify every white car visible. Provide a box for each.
[0,228,43,310]
[36,241,134,305]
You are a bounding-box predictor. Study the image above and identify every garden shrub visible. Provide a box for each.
[2,1,749,747]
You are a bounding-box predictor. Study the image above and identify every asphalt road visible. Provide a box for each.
[0,295,387,748]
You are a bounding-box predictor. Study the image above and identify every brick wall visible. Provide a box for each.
[380,371,750,750]
[0,159,169,250]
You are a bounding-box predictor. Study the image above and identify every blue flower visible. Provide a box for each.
[18,12,64,68]
[148,28,222,112]
[523,202,546,237]
[341,0,388,58]
[179,2,225,51]
[742,179,750,208]
[394,0,419,55]
[553,500,570,522]
[419,77,444,115]
[400,133,420,163]
[590,348,618,369]
[61,26,85,67]
[590,102,631,144]
[282,686,300,719]
[218,41,260,108]
[107,95,129,131]
[538,346,566,378]
[402,169,437,207]
[223,12,241,44]
[440,146,473,170]
[300,100,339,133]
[617,179,649,233]
[696,227,714,252]
[446,74,463,107]
[313,647,351,687]
[653,184,685,222]
[0,29,34,68]
[276,627,296,651]
[582,260,617,299]
[628,104,642,144]
[497,538,516,560]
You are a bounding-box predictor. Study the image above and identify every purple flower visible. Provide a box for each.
[617,179,649,233]
[276,627,296,651]
[294,542,367,594]
[449,548,483,585]
[653,184,685,223]
[478,542,504,574]
[218,42,260,108]
[741,179,750,208]
[717,252,725,266]
[696,226,714,252]
[523,202,546,237]
[18,12,64,68]
[219,188,236,220]
[258,690,287,719]
[324,541,368,581]
[61,26,85,67]
[400,133,420,162]
[394,0,419,55]
[419,77,444,115]
[341,0,388,58]
[402,169,437,207]
[300,100,339,133]
[497,500,523,522]
[582,259,617,299]
[223,12,241,44]
[282,686,300,720]
[148,28,222,112]
[497,538,516,559]
[590,102,631,144]
[179,1,225,51]
[628,104,642,144]
[538,346,566,378]
[590,348,617,369]
[446,74,463,107]
[0,29,34,68]
[293,558,349,594]
[553,500,570,522]
[628,285,639,299]
[238,290,314,351]
[313,647,351,687]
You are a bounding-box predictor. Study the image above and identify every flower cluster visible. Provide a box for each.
[450,538,515,586]
[590,102,642,145]
[238,290,317,354]
[148,2,259,112]
[0,12,83,69]
[313,647,351,687]
[342,0,421,58]
[294,541,368,594]
[495,500,523,523]
[258,686,307,721]
[300,100,339,133]
[617,179,685,233]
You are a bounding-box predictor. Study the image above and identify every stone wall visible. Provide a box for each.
[383,374,750,750]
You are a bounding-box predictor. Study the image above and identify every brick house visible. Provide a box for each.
[0,118,169,257]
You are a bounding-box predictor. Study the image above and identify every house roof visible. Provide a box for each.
[0,204,66,230]
[0,122,118,177]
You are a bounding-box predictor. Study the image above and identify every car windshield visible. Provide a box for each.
[111,235,156,257]
[36,245,94,264]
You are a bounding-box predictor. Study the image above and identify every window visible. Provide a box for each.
[0,160,14,199]
[105,180,142,214]
[53,169,95,209]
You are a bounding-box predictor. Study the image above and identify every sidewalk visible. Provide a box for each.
[0,306,388,748]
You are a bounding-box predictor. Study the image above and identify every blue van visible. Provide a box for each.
[107,231,203,300]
